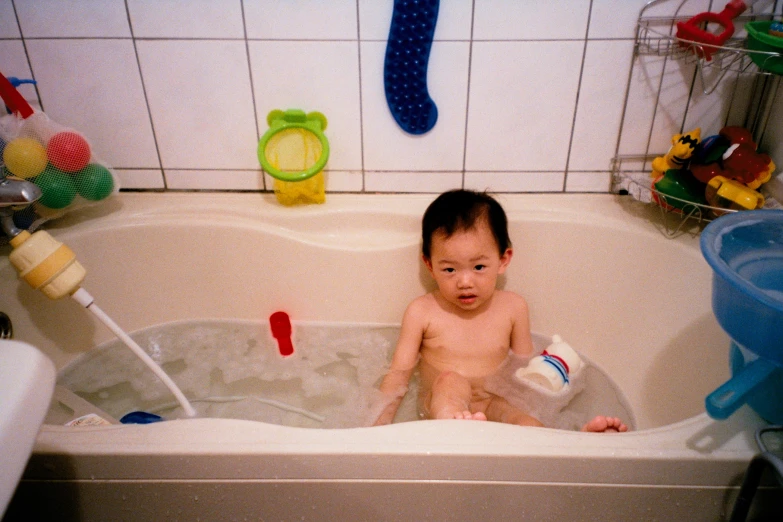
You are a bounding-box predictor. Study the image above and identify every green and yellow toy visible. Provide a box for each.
[258,109,330,206]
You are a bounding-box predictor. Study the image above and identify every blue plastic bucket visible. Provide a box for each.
[701,210,783,421]
[701,210,783,361]
[729,343,783,423]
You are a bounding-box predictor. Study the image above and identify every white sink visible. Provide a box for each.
[0,340,56,516]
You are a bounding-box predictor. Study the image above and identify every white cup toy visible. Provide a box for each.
[514,335,583,391]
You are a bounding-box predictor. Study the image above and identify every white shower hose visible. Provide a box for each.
[71,287,197,417]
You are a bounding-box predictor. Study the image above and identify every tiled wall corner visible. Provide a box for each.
[2,0,781,195]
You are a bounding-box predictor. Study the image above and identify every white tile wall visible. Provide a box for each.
[0,0,20,38]
[472,1,590,40]
[136,40,258,171]
[128,0,246,39]
[14,0,131,38]
[1,0,781,194]
[25,39,160,170]
[465,40,583,172]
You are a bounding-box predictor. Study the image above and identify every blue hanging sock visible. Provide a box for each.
[120,411,164,424]
[383,0,439,135]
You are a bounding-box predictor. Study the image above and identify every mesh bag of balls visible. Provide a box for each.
[1,111,119,231]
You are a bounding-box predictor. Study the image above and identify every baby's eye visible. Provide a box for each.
[443,267,456,273]
[474,264,486,271]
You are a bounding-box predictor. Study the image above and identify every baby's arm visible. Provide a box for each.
[508,292,535,358]
[373,299,427,426]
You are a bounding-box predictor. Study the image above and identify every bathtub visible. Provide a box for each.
[0,192,772,520]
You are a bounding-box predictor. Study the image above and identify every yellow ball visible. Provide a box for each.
[3,137,48,178]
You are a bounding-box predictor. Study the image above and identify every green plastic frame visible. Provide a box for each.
[258,109,330,182]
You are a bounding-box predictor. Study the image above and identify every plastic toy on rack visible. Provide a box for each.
[691,127,775,189]
[746,20,783,74]
[675,0,754,60]
[651,126,774,216]
[651,128,701,177]
[632,0,782,95]
[650,128,707,213]
[611,0,783,237]
[652,168,708,213]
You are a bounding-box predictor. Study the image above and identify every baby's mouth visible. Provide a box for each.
[458,294,477,304]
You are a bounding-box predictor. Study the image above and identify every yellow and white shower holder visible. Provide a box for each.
[258,109,330,206]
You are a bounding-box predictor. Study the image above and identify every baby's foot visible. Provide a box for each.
[581,416,628,433]
[452,410,487,421]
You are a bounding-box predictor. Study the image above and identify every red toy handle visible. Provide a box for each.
[269,311,294,356]
[0,70,34,118]
[675,0,748,60]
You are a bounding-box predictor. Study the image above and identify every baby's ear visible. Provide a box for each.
[498,248,513,273]
[422,255,433,271]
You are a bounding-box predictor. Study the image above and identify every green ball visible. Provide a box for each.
[34,166,77,209]
[75,164,114,201]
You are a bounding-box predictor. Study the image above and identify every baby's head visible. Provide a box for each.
[422,189,510,259]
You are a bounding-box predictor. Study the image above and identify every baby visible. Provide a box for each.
[373,189,627,433]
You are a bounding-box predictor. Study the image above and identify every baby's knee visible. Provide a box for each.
[432,371,470,394]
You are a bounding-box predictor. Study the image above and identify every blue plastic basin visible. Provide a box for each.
[701,209,783,422]
[701,209,783,362]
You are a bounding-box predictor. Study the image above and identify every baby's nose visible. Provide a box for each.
[457,272,473,287]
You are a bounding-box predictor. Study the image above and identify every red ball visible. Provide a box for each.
[47,131,91,173]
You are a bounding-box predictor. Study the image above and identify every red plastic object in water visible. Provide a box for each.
[269,311,294,356]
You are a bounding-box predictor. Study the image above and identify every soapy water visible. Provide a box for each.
[58,320,634,430]
[58,320,416,428]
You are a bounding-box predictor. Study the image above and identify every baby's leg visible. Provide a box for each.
[426,371,487,420]
[484,395,543,427]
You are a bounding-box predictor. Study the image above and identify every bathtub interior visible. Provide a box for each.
[0,193,731,432]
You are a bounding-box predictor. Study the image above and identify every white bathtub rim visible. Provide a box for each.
[34,406,763,461]
[43,192,692,248]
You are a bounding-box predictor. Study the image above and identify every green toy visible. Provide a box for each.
[257,109,329,182]
[652,168,707,212]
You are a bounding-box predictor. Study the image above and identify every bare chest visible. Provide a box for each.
[420,309,512,373]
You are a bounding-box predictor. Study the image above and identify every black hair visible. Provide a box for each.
[421,189,511,259]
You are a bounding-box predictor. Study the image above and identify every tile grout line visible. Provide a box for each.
[460,0,476,190]
[562,0,594,193]
[240,0,265,192]
[10,0,44,113]
[356,0,366,193]
[123,0,167,190]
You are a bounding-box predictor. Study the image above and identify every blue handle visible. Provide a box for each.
[705,358,777,420]
[383,0,439,135]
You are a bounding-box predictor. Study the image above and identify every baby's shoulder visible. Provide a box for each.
[493,290,529,310]
[403,293,435,316]
[408,292,438,312]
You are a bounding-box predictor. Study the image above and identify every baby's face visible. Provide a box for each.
[424,219,512,312]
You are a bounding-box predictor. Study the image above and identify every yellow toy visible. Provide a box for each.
[651,128,701,178]
[705,175,765,214]
[258,109,329,206]
[745,158,775,190]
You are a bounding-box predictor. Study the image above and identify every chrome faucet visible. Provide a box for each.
[0,172,42,238]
